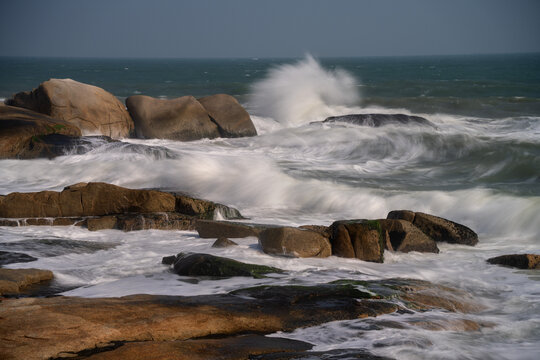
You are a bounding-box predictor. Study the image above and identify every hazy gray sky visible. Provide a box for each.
[1,0,539,58]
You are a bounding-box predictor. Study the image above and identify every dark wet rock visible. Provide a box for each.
[322,113,434,127]
[198,93,257,138]
[0,279,481,360]
[487,254,540,269]
[81,335,312,360]
[7,78,134,138]
[212,237,238,248]
[387,210,478,246]
[258,226,332,258]
[0,238,116,257]
[0,251,37,266]
[173,193,243,220]
[329,220,386,262]
[0,103,82,159]
[196,220,271,239]
[169,252,283,278]
[379,219,439,253]
[252,348,394,360]
[0,268,53,295]
[126,95,220,141]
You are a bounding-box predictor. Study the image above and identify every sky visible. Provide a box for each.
[0,0,539,58]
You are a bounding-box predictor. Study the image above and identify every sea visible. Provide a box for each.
[1,54,539,359]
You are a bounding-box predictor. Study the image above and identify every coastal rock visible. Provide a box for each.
[6,78,134,138]
[322,113,434,127]
[329,220,386,262]
[126,95,219,141]
[252,348,393,360]
[0,251,37,266]
[174,193,243,219]
[379,219,440,253]
[0,279,480,360]
[0,104,82,159]
[0,268,53,295]
[487,254,540,269]
[212,237,238,248]
[258,226,332,258]
[195,220,269,238]
[169,253,282,278]
[387,210,478,246]
[83,335,313,360]
[198,94,257,137]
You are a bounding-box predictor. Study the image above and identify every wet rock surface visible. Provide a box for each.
[0,268,53,295]
[258,226,332,258]
[212,237,238,248]
[0,250,37,266]
[487,254,540,269]
[322,113,434,127]
[329,220,386,262]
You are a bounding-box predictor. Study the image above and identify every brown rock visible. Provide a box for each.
[487,254,540,269]
[6,79,134,138]
[126,95,219,141]
[329,220,385,262]
[198,94,257,138]
[0,268,53,295]
[84,335,313,360]
[174,193,242,219]
[387,210,478,246]
[0,104,82,159]
[196,220,268,239]
[87,216,118,231]
[379,219,439,253]
[258,227,332,258]
[212,237,238,248]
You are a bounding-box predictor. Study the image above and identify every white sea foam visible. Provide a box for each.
[248,55,361,127]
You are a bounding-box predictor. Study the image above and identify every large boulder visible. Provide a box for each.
[126,95,220,141]
[6,79,134,138]
[0,104,82,159]
[328,220,386,262]
[198,94,257,137]
[379,219,440,253]
[487,254,540,269]
[258,227,332,258]
[168,253,282,278]
[387,210,478,246]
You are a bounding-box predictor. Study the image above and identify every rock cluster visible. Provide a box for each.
[2,79,257,159]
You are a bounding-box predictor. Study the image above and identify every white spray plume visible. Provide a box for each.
[248,55,361,127]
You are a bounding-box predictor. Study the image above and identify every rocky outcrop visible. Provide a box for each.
[195,220,270,238]
[198,94,257,137]
[322,113,434,127]
[0,279,482,360]
[487,254,540,269]
[6,79,134,138]
[167,253,282,278]
[328,220,386,262]
[0,104,82,159]
[387,210,478,246]
[126,95,220,141]
[212,237,238,248]
[258,226,332,258]
[0,268,53,295]
[379,219,440,253]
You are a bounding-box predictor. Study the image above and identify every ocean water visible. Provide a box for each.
[1,54,540,359]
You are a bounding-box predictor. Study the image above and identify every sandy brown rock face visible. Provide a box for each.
[487,254,540,269]
[0,268,53,295]
[329,220,385,262]
[258,226,332,258]
[126,95,220,141]
[0,104,82,159]
[198,93,257,137]
[379,219,440,253]
[7,79,134,138]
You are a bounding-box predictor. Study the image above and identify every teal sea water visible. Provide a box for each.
[1,54,540,359]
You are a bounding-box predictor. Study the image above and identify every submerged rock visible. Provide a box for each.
[6,78,134,138]
[387,210,478,246]
[258,226,332,258]
[328,220,386,262]
[198,93,257,138]
[0,268,53,295]
[0,251,37,266]
[0,279,481,360]
[168,252,283,278]
[322,113,434,127]
[212,237,238,248]
[487,254,540,269]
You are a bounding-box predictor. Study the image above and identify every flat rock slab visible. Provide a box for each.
[0,268,53,295]
[0,279,479,360]
[196,220,273,238]
[487,254,540,269]
[322,113,434,128]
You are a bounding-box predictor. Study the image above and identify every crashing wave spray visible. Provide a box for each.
[249,55,361,127]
